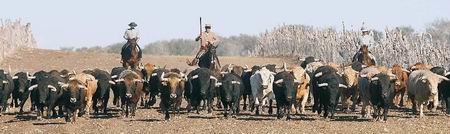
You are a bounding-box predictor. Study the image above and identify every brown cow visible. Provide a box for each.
[409,63,432,72]
[160,71,185,120]
[288,66,310,114]
[341,66,359,112]
[391,64,409,107]
[71,73,98,117]
[115,70,144,118]
[141,63,156,107]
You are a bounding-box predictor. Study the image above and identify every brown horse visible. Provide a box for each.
[355,45,376,67]
[122,39,141,69]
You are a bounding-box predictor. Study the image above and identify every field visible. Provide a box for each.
[0,48,450,134]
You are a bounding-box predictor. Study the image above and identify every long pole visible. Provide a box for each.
[199,17,203,47]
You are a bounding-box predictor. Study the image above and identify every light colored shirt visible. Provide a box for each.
[123,28,139,41]
[358,35,375,49]
[196,31,219,48]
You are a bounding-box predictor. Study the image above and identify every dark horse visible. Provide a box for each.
[121,39,142,69]
[352,45,376,67]
[197,45,221,70]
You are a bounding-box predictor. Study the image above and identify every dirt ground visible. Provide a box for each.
[1,48,450,134]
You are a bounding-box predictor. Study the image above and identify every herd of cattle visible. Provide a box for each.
[1,56,450,122]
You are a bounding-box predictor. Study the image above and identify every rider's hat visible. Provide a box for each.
[128,22,138,27]
[361,27,369,32]
[205,24,212,29]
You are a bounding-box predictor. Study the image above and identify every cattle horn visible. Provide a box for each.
[215,82,222,87]
[274,79,284,84]
[360,74,368,78]
[78,85,86,89]
[210,76,217,81]
[388,74,397,79]
[26,72,35,79]
[160,72,168,82]
[111,75,118,79]
[339,84,348,88]
[371,77,379,81]
[361,65,367,68]
[2,80,8,84]
[298,58,305,61]
[28,84,38,91]
[294,79,301,84]
[436,75,450,81]
[191,75,199,79]
[445,72,450,76]
[115,78,124,83]
[48,85,57,92]
[109,80,116,85]
[283,62,288,72]
[61,84,69,88]
[315,72,323,77]
[12,76,18,79]
[58,82,65,86]
[314,59,320,62]
[231,81,241,85]
[402,68,410,73]
[227,64,234,72]
[69,77,76,81]
[318,83,328,87]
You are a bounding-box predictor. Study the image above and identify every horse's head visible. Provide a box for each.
[360,45,369,54]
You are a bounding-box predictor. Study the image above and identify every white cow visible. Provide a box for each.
[250,67,275,115]
[408,70,449,117]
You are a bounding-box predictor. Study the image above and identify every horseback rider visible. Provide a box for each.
[188,24,220,66]
[121,22,142,63]
[352,27,377,64]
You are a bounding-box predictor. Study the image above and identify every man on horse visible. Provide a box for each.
[187,24,220,66]
[121,22,143,68]
[352,27,377,65]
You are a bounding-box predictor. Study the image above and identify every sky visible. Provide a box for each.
[1,0,449,49]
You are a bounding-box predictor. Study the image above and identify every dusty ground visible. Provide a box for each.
[1,48,450,134]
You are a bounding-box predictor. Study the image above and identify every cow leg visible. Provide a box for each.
[383,104,389,121]
[445,97,450,115]
[410,95,417,114]
[93,98,99,114]
[268,99,273,115]
[65,108,72,122]
[242,95,247,111]
[37,106,43,120]
[351,92,358,112]
[73,109,79,122]
[223,102,228,118]
[276,103,282,119]
[419,102,424,118]
[140,96,145,107]
[286,104,293,120]
[361,102,367,118]
[432,95,439,112]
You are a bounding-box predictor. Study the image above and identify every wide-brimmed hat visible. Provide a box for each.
[361,27,369,32]
[205,24,212,28]
[129,22,138,27]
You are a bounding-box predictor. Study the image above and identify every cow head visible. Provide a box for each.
[421,74,449,96]
[116,70,143,99]
[0,70,8,90]
[35,77,58,104]
[274,71,301,101]
[13,72,33,93]
[161,72,185,99]
[62,79,86,104]
[370,73,396,100]
[221,74,241,102]
[391,64,408,90]
[254,67,275,89]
